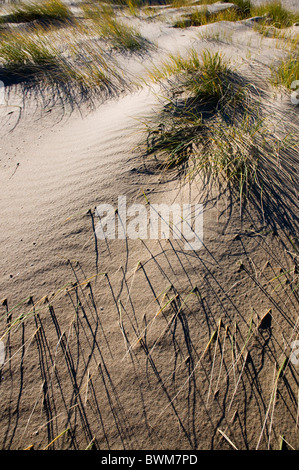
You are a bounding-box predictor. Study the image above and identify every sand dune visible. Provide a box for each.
[0,0,298,450]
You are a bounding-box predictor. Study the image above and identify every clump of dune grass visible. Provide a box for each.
[0,29,65,78]
[173,8,211,28]
[224,0,299,29]
[170,0,190,6]
[82,0,188,15]
[0,26,124,105]
[100,17,149,51]
[180,51,247,106]
[173,4,250,28]
[0,0,73,25]
[271,53,299,90]
[144,50,294,200]
[253,1,299,29]
[103,0,189,6]
[82,3,150,52]
[148,49,247,103]
[81,2,115,21]
[224,0,252,17]
[192,0,223,4]
[148,48,201,81]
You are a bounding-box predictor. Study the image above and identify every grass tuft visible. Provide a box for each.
[174,2,251,28]
[100,18,149,52]
[174,1,298,29]
[0,26,124,105]
[0,0,73,25]
[224,0,252,17]
[144,50,294,201]
[253,1,299,29]
[271,52,299,91]
[0,31,63,79]
[82,3,150,52]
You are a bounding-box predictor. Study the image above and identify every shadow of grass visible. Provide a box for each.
[143,57,298,237]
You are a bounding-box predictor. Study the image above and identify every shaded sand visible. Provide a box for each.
[0,3,298,450]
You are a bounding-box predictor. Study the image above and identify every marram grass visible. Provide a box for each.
[253,1,299,29]
[0,0,73,25]
[174,0,299,29]
[144,50,294,201]
[271,53,299,90]
[81,3,150,52]
[174,5,248,28]
[99,18,148,51]
[0,26,125,104]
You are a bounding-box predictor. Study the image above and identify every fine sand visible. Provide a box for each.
[0,1,298,450]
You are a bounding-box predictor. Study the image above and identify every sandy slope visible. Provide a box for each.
[0,7,292,305]
[0,4,298,450]
[0,87,161,301]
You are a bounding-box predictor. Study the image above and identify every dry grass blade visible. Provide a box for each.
[43,428,69,450]
[256,357,289,449]
[217,428,238,450]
